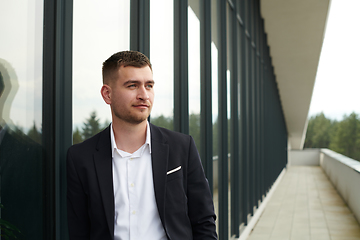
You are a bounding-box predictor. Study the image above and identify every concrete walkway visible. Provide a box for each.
[247,166,360,240]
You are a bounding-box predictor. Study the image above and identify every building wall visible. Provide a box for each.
[0,0,288,239]
[289,149,321,166]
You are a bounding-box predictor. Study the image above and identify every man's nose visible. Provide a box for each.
[137,86,149,100]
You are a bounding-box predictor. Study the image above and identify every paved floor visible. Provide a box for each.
[247,166,360,240]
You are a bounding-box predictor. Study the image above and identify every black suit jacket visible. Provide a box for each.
[67,123,217,240]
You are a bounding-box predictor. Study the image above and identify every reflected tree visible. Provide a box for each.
[212,117,218,157]
[150,115,173,130]
[72,127,83,145]
[82,111,101,140]
[103,119,111,129]
[27,121,42,144]
[189,113,201,154]
[72,112,110,144]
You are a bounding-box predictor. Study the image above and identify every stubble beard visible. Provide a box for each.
[114,108,151,125]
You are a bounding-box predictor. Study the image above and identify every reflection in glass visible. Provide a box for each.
[211,0,219,226]
[0,1,44,239]
[226,3,233,235]
[188,1,201,152]
[150,0,174,130]
[72,0,130,143]
[212,42,219,228]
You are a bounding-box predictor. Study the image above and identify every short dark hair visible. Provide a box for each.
[102,50,152,84]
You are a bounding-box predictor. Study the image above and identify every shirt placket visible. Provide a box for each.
[128,155,138,240]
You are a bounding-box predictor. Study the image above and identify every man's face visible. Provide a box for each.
[109,65,154,125]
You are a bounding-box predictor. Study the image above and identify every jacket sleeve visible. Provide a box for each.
[67,147,91,240]
[186,136,218,239]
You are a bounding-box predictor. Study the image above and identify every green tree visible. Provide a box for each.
[14,125,25,136]
[27,121,41,144]
[304,112,336,148]
[329,113,360,161]
[103,119,111,129]
[73,127,83,144]
[189,113,201,154]
[150,115,173,130]
[0,204,22,240]
[82,111,101,140]
[212,117,218,157]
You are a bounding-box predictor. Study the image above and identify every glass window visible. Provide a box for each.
[0,1,44,239]
[188,0,201,152]
[226,2,233,235]
[211,0,219,228]
[149,0,174,130]
[72,0,130,143]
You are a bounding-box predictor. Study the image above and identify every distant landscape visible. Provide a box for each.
[304,112,360,161]
[21,110,358,162]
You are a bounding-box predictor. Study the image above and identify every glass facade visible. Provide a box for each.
[150,0,174,130]
[226,2,233,234]
[0,0,289,239]
[211,0,219,228]
[0,1,44,239]
[188,0,201,151]
[72,0,130,143]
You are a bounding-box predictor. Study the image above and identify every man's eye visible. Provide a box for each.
[128,84,136,88]
[146,84,153,89]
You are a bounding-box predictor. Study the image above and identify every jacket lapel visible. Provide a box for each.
[150,124,169,226]
[93,126,114,239]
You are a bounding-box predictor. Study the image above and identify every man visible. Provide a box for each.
[67,50,217,240]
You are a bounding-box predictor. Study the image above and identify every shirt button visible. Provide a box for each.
[132,211,136,215]
[130,183,135,187]
[130,158,133,161]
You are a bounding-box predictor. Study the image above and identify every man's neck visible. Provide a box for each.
[112,120,147,154]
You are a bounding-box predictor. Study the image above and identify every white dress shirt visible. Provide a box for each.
[111,122,167,240]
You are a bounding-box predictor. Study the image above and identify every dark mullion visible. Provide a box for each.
[236,7,244,230]
[55,1,73,239]
[263,48,269,195]
[217,0,228,239]
[42,1,56,237]
[200,0,213,192]
[43,0,73,239]
[240,0,249,226]
[130,0,150,57]
[230,0,240,237]
[270,67,277,184]
[254,0,261,207]
[265,45,272,193]
[250,0,258,215]
[263,63,268,193]
[259,18,266,200]
[246,0,255,217]
[174,0,189,134]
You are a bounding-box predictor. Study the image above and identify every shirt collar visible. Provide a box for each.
[145,121,151,153]
[110,121,151,158]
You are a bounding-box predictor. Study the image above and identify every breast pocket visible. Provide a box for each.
[166,166,182,182]
[166,170,187,215]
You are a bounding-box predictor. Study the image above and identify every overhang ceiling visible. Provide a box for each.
[261,0,331,149]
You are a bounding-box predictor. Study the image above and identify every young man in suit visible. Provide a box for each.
[67,51,218,240]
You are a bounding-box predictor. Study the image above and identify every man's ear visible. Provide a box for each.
[101,84,112,105]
